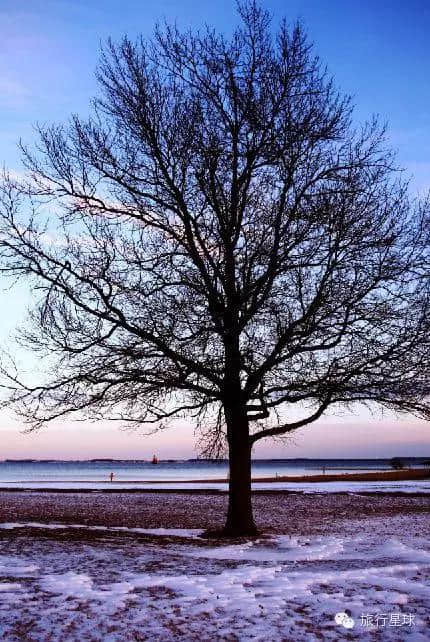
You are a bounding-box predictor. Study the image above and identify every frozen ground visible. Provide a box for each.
[0,479,429,492]
[0,516,429,641]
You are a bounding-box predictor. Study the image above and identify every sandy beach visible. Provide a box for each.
[127,468,430,485]
[0,488,429,533]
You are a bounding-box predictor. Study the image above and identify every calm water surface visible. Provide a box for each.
[0,458,427,484]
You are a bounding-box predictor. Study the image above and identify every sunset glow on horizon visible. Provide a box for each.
[1,0,429,459]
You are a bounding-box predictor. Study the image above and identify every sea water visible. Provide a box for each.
[0,457,427,485]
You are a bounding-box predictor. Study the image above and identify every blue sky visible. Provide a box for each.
[0,0,429,458]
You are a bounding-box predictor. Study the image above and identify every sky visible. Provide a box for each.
[0,0,429,459]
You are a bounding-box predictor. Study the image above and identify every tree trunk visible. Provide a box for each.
[223,408,257,536]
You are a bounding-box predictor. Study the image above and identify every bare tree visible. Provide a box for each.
[0,1,429,535]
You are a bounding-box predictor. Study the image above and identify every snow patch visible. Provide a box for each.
[0,522,204,539]
[40,571,136,612]
[0,525,429,639]
[0,479,429,492]
[185,535,344,561]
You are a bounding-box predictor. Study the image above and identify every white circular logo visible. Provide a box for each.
[335,611,355,629]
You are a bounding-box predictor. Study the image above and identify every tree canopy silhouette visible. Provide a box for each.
[1,1,429,534]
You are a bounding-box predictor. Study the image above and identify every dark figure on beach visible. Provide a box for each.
[109,472,114,482]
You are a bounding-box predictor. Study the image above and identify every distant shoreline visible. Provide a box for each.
[1,468,429,485]
[2,457,430,464]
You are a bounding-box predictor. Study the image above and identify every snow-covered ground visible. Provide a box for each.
[0,479,429,492]
[0,518,429,640]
